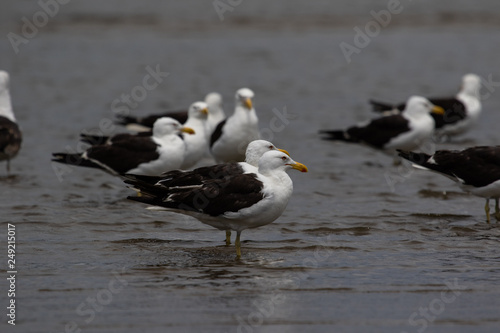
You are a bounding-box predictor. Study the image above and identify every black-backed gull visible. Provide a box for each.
[124,139,289,245]
[52,118,194,176]
[210,88,260,163]
[0,70,22,173]
[399,146,500,223]
[180,102,211,169]
[320,96,445,155]
[124,150,307,259]
[370,74,481,137]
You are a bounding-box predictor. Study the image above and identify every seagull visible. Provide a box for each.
[319,96,445,155]
[80,100,216,161]
[115,92,224,133]
[210,88,260,163]
[83,102,210,170]
[124,139,289,245]
[204,92,225,133]
[369,74,482,137]
[399,146,500,224]
[52,117,195,176]
[0,70,22,173]
[124,150,308,259]
[180,101,211,169]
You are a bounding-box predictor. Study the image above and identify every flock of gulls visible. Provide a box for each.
[320,73,500,223]
[1,69,499,258]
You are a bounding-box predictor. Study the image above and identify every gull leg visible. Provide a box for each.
[6,159,10,173]
[225,230,231,246]
[235,231,242,259]
[495,198,500,222]
[392,156,402,166]
[485,199,491,224]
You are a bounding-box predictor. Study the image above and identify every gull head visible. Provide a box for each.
[235,88,254,110]
[461,73,481,98]
[245,140,290,167]
[258,150,308,175]
[152,117,195,138]
[188,101,209,120]
[404,96,444,118]
[205,92,223,110]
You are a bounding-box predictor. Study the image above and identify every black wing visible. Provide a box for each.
[123,162,245,188]
[158,163,244,188]
[85,137,159,174]
[210,119,227,148]
[0,117,22,158]
[346,115,410,148]
[427,98,466,129]
[52,152,105,170]
[115,110,188,128]
[399,146,500,187]
[370,97,466,129]
[127,173,264,217]
[80,131,153,145]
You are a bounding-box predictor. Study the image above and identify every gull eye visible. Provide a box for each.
[281,156,287,161]
[269,145,274,150]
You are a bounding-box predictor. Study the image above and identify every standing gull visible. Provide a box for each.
[320,96,445,155]
[52,118,194,176]
[81,102,210,170]
[82,100,218,152]
[370,74,482,137]
[124,150,308,259]
[205,92,225,133]
[180,101,211,169]
[210,88,260,163]
[399,146,500,223]
[124,139,289,245]
[0,71,22,173]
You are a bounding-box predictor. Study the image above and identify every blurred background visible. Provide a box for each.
[1,1,500,332]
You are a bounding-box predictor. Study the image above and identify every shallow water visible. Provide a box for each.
[1,1,500,332]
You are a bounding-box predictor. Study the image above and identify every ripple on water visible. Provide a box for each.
[0,174,29,185]
[4,5,500,331]
[417,189,472,199]
[410,212,472,220]
[112,238,193,245]
[302,226,373,236]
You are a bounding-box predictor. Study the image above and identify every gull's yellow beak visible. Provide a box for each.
[290,161,308,173]
[181,127,195,135]
[201,107,209,115]
[278,148,290,156]
[243,98,253,110]
[431,105,445,115]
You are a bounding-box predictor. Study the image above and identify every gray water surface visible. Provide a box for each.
[1,1,500,332]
